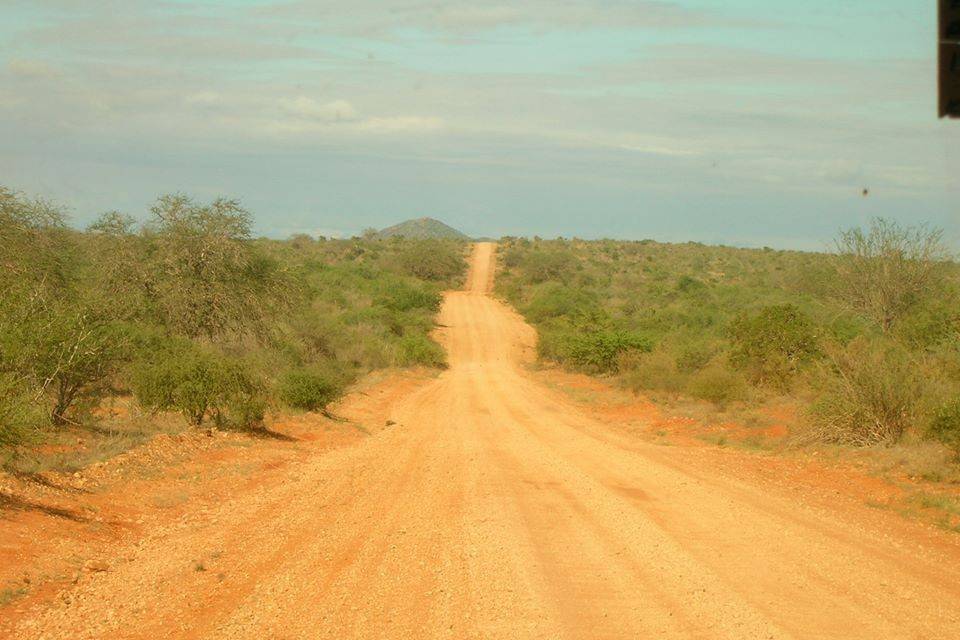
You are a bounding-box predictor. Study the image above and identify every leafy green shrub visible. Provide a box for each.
[0,374,39,447]
[524,285,597,323]
[218,394,267,430]
[688,364,748,408]
[377,281,441,313]
[895,300,960,350]
[397,239,466,282]
[521,250,576,284]
[806,339,922,446]
[278,369,343,412]
[396,334,446,368]
[728,304,819,388]
[928,399,960,457]
[676,275,708,294]
[540,328,652,373]
[132,348,261,426]
[496,236,959,449]
[1,188,464,460]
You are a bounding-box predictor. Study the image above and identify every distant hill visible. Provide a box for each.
[377,217,469,240]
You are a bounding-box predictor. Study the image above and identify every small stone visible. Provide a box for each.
[85,560,110,573]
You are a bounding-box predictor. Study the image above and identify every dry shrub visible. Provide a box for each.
[619,349,686,395]
[687,363,749,408]
[928,399,960,458]
[803,338,922,446]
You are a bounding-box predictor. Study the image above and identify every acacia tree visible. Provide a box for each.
[0,188,121,428]
[0,188,68,429]
[144,194,286,341]
[833,218,949,332]
[0,187,72,300]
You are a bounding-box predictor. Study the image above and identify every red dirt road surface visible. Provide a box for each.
[6,243,960,639]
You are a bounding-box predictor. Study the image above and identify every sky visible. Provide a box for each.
[1,0,958,249]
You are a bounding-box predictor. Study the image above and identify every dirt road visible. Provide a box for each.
[9,243,960,639]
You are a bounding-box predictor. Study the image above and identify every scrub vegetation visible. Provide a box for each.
[496,221,960,457]
[0,187,465,465]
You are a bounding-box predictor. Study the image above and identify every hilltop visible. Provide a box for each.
[377,217,469,240]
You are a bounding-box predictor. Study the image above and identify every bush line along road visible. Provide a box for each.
[7,243,960,639]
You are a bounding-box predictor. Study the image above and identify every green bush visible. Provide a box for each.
[688,364,748,408]
[497,235,959,449]
[396,334,446,368]
[397,240,466,283]
[218,394,267,430]
[521,250,576,284]
[1,187,465,461]
[278,369,343,412]
[132,348,262,426]
[540,328,652,374]
[524,285,597,323]
[728,304,819,388]
[0,374,39,447]
[675,343,715,374]
[928,399,960,457]
[895,300,960,349]
[676,275,708,295]
[377,281,441,313]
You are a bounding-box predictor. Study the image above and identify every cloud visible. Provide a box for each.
[281,97,359,122]
[359,115,444,133]
[423,6,524,32]
[818,159,864,186]
[215,96,445,136]
[6,58,61,79]
[258,1,737,36]
[2,0,955,247]
[185,91,222,107]
[20,13,327,63]
[261,113,444,136]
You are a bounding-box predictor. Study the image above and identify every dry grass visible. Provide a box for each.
[0,585,29,607]
[863,441,960,484]
[2,400,190,476]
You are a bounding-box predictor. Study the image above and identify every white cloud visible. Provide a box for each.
[259,1,739,36]
[817,159,864,185]
[618,143,701,158]
[7,58,60,79]
[359,115,445,133]
[424,5,524,31]
[185,91,222,106]
[281,97,359,122]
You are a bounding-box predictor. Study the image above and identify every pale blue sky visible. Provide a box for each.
[1,1,957,248]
